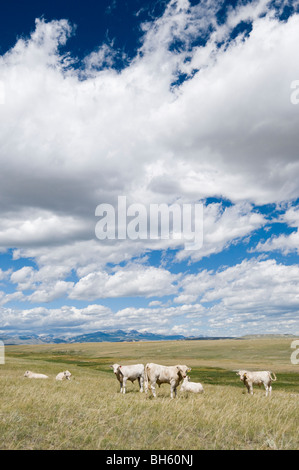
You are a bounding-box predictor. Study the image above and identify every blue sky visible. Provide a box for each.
[0,0,299,337]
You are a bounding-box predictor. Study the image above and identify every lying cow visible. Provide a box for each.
[236,370,277,396]
[56,370,72,381]
[180,376,204,394]
[145,363,191,398]
[24,370,48,379]
[110,363,145,394]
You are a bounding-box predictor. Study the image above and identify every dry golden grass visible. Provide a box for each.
[0,338,298,450]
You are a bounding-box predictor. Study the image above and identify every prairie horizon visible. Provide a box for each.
[1,337,298,450]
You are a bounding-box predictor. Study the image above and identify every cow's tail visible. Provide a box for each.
[270,372,277,382]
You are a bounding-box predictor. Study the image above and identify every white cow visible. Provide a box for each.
[180,376,204,394]
[145,363,191,398]
[110,363,145,394]
[236,370,277,396]
[24,370,48,379]
[56,370,72,381]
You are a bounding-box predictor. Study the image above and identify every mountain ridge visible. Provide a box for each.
[0,329,227,345]
[0,330,295,345]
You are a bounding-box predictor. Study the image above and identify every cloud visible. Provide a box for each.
[254,204,299,255]
[0,304,113,335]
[1,1,299,335]
[0,209,88,248]
[0,301,206,335]
[66,264,180,300]
[178,257,299,314]
[4,255,299,336]
[176,202,265,261]
[1,3,299,234]
[0,268,9,281]
[2,259,299,335]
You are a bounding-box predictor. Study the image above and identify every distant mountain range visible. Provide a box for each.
[0,330,295,345]
[0,329,231,345]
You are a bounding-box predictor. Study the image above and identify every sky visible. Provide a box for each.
[0,0,299,338]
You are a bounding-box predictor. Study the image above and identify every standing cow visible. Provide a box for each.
[145,363,191,398]
[110,363,145,394]
[236,370,277,396]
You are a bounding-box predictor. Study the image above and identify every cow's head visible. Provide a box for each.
[110,364,121,375]
[64,370,71,379]
[236,370,247,382]
[24,370,30,377]
[176,365,191,380]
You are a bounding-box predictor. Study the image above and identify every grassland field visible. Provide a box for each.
[0,337,298,450]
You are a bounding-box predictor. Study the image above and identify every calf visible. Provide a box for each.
[236,370,277,396]
[180,376,204,394]
[111,363,145,394]
[24,370,48,379]
[145,363,191,398]
[56,370,72,381]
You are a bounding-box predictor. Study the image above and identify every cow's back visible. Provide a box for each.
[121,363,145,378]
[145,363,176,383]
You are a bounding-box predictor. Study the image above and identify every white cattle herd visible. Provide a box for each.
[109,362,277,398]
[23,364,278,398]
[24,370,72,381]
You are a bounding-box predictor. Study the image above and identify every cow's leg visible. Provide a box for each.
[151,381,157,398]
[265,384,272,396]
[122,377,127,394]
[138,376,144,392]
[170,381,177,399]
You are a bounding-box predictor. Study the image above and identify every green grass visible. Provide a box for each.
[0,338,298,450]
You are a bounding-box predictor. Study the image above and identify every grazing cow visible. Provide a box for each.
[145,363,191,398]
[110,363,145,394]
[180,376,204,394]
[236,370,277,396]
[24,370,48,379]
[56,370,72,381]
